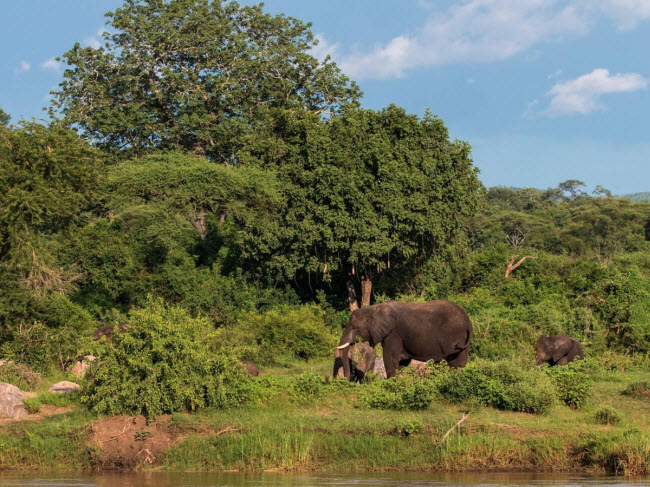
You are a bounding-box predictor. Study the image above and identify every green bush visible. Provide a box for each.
[217,305,336,366]
[81,299,252,420]
[621,381,650,399]
[594,405,623,425]
[0,362,42,390]
[358,368,436,410]
[291,370,326,402]
[0,295,94,372]
[437,359,556,414]
[546,365,593,409]
[392,418,424,437]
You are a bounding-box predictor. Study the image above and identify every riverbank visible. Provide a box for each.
[1,362,649,475]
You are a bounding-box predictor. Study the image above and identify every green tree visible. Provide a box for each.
[51,0,360,160]
[0,121,103,346]
[240,106,483,309]
[0,108,9,126]
[557,179,587,201]
[57,152,291,320]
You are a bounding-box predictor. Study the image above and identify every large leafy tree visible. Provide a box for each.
[57,152,286,319]
[51,0,360,160]
[240,106,483,309]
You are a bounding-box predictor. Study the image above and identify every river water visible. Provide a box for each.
[1,473,649,487]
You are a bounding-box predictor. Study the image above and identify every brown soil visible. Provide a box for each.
[89,415,184,470]
[88,414,238,470]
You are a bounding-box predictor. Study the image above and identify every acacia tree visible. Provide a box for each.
[50,0,359,160]
[240,106,483,310]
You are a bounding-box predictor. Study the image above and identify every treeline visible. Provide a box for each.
[1,0,649,375]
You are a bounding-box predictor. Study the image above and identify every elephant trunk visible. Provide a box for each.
[336,328,356,379]
[340,345,351,379]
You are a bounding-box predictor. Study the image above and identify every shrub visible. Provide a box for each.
[594,405,623,425]
[0,361,42,390]
[81,299,251,420]
[291,370,326,402]
[0,295,95,372]
[436,359,556,414]
[392,419,424,437]
[546,365,592,409]
[218,305,336,366]
[621,381,650,399]
[358,368,436,410]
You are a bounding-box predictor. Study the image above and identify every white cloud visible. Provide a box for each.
[83,28,108,49]
[14,60,31,75]
[330,0,650,80]
[41,58,62,72]
[589,0,650,30]
[544,68,647,116]
[523,99,541,119]
[309,34,340,63]
[338,0,590,79]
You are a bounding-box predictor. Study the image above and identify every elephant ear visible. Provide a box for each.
[368,304,397,346]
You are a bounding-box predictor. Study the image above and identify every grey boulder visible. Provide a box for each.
[0,382,28,419]
[48,381,81,394]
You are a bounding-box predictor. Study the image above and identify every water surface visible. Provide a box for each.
[2,472,650,487]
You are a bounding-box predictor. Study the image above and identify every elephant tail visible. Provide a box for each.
[460,323,473,350]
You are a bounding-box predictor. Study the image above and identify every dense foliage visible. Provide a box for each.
[51,0,359,159]
[2,0,650,420]
[81,300,251,419]
[358,359,560,414]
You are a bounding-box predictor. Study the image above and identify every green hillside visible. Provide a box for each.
[621,192,650,202]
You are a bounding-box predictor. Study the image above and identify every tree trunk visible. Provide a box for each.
[360,274,372,308]
[346,279,359,312]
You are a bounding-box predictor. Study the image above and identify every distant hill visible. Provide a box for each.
[620,192,650,202]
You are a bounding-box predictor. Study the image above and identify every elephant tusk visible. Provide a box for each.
[336,342,351,350]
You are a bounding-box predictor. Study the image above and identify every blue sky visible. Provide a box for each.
[2,1,650,194]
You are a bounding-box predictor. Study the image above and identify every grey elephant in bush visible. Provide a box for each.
[336,301,473,379]
[535,334,583,366]
[332,341,376,382]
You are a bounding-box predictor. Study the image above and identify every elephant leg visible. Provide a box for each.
[557,356,569,366]
[382,331,404,379]
[446,347,469,368]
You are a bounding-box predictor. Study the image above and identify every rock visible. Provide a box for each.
[69,355,97,378]
[0,382,28,419]
[48,381,81,394]
[373,357,387,379]
[411,359,427,376]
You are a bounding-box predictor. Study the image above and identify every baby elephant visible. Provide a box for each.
[241,360,260,377]
[536,334,583,366]
[333,342,376,383]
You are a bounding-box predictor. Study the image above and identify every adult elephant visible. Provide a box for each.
[336,301,473,379]
[535,334,583,366]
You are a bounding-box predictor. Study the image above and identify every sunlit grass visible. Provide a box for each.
[1,363,649,474]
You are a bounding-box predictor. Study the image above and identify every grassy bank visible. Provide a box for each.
[1,361,649,475]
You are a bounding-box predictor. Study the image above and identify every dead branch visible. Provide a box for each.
[505,254,537,278]
[440,413,470,444]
